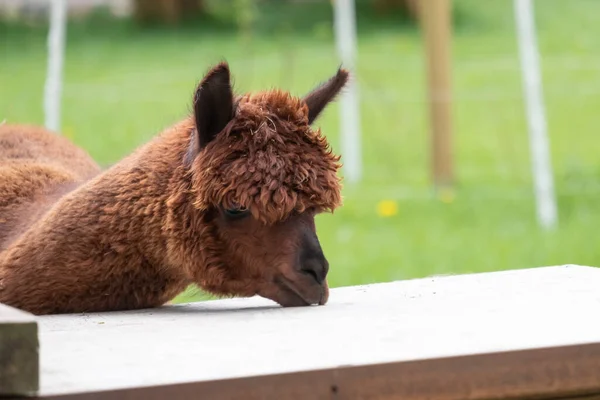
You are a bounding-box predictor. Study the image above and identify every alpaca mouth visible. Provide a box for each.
[272,276,324,307]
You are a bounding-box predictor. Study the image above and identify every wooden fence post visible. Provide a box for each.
[421,0,453,189]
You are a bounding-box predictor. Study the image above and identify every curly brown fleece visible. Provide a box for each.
[0,62,349,315]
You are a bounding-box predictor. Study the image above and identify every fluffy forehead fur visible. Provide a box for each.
[190,90,343,225]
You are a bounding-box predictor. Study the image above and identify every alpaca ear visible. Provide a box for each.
[302,67,350,124]
[193,62,235,150]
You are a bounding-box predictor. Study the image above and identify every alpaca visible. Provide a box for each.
[0,62,349,315]
[0,124,101,252]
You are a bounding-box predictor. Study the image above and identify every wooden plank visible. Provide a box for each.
[0,303,39,397]
[15,265,600,399]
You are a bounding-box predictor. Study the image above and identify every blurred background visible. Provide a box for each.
[1,0,599,303]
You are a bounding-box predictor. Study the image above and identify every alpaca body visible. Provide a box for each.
[0,121,194,314]
[0,124,100,251]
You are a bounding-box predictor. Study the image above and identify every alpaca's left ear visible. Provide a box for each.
[192,62,235,150]
[302,68,350,124]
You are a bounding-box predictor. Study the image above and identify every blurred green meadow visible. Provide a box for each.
[2,0,600,303]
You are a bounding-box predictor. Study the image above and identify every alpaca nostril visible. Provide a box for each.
[300,257,327,284]
[302,267,320,284]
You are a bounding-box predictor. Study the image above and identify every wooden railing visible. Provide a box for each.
[2,265,600,399]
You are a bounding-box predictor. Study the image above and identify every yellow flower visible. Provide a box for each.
[438,188,455,204]
[377,200,398,217]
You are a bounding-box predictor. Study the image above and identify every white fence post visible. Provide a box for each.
[514,0,558,229]
[333,0,362,183]
[44,0,67,132]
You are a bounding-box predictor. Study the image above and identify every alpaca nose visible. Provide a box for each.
[299,232,329,284]
[301,254,329,284]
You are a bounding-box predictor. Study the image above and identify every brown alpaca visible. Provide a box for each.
[0,62,348,315]
[0,124,101,252]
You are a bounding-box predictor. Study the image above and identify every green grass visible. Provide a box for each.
[2,0,600,303]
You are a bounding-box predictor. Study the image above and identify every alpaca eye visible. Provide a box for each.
[224,207,250,218]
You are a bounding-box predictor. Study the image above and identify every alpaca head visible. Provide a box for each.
[184,62,348,307]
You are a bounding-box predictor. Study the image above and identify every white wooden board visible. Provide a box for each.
[31,265,600,399]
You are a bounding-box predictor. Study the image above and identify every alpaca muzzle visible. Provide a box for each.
[263,273,329,308]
